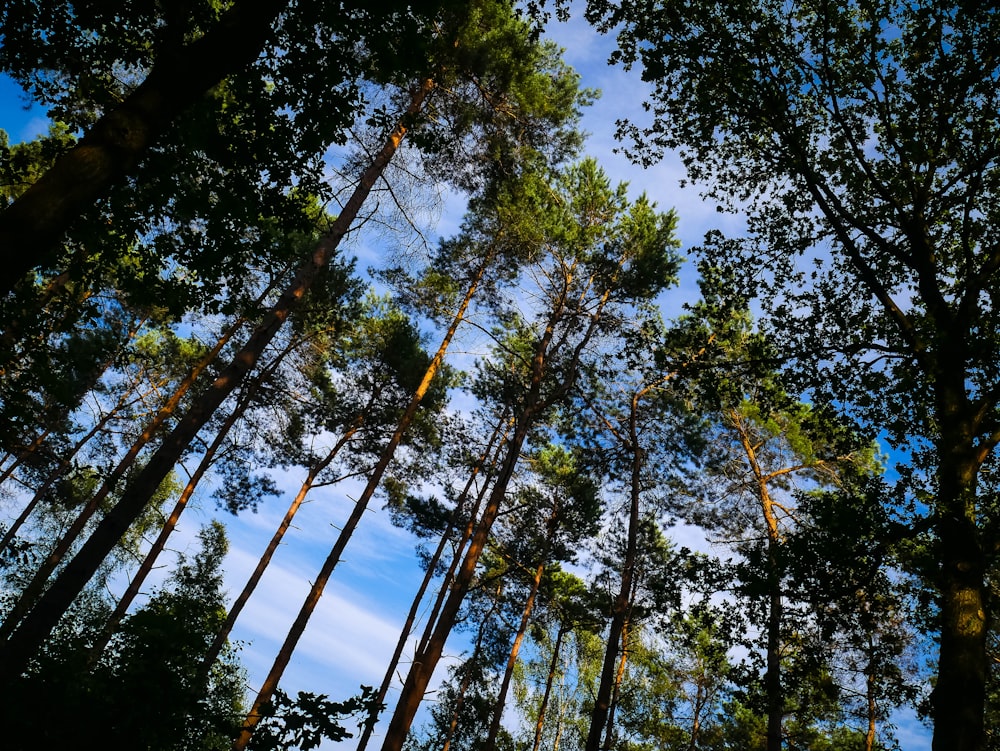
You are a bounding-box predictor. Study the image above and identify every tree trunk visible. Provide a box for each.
[932,423,986,751]
[355,411,510,751]
[601,618,631,751]
[441,580,504,751]
[764,544,783,751]
[584,443,640,751]
[730,407,785,751]
[0,0,290,292]
[865,662,877,751]
[0,79,433,683]
[531,624,566,751]
[484,559,547,751]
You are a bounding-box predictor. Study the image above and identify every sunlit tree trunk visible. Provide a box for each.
[601,618,631,751]
[485,500,558,751]
[202,414,363,673]
[729,408,784,751]
[440,579,505,751]
[356,411,510,751]
[531,624,567,751]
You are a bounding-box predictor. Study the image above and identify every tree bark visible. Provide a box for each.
[730,408,785,751]
[0,78,433,683]
[584,426,641,751]
[931,413,987,751]
[0,0,290,293]
[484,558,547,751]
[602,618,631,751]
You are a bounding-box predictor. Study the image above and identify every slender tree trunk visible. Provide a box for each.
[687,676,704,751]
[484,557,547,751]
[865,663,877,751]
[764,543,783,751]
[0,0,290,291]
[585,441,641,751]
[531,624,566,751]
[601,617,631,751]
[0,79,433,682]
[0,313,246,639]
[203,415,363,672]
[730,408,785,751]
[356,412,511,751]
[440,580,504,751]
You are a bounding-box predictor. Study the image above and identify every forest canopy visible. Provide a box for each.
[1,1,998,751]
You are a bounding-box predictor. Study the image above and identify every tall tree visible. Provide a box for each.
[378,156,680,751]
[482,444,601,751]
[586,1,1000,747]
[690,373,878,751]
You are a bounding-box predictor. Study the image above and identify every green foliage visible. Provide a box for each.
[0,522,245,751]
[249,686,382,751]
[0,123,76,204]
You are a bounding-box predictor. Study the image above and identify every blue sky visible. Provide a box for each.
[0,7,933,750]
[0,75,47,143]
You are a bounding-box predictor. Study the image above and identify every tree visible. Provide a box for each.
[0,0,460,296]
[586,1,1000,747]
[0,522,246,751]
[482,444,601,751]
[378,157,680,751]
